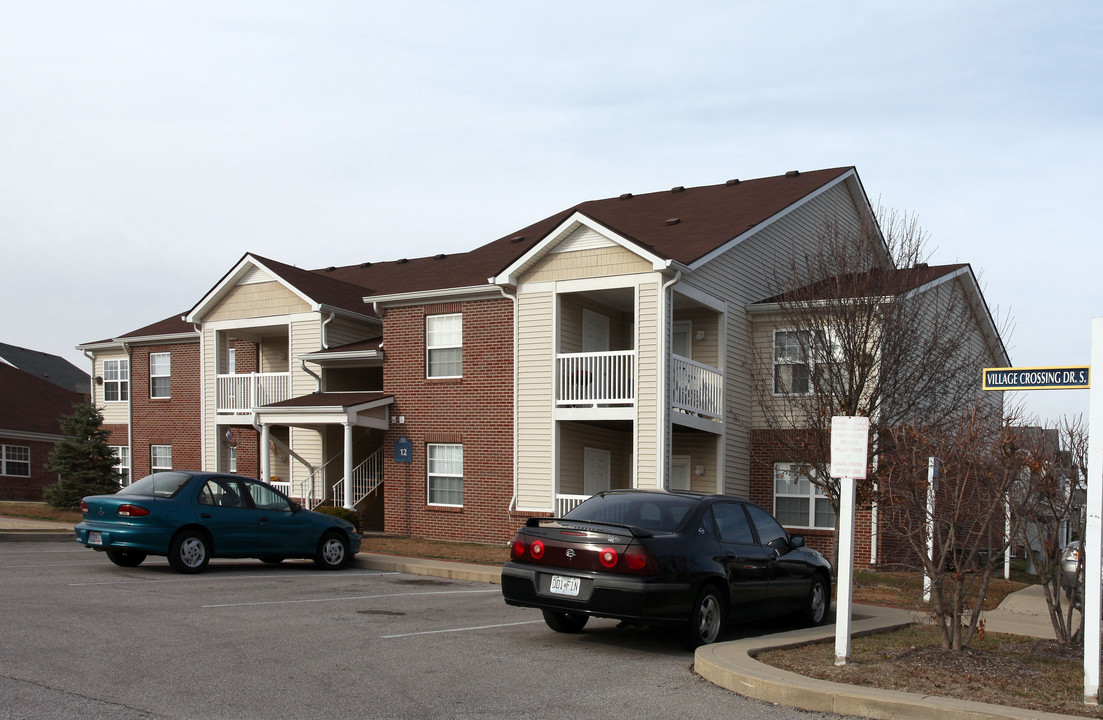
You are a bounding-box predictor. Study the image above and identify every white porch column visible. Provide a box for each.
[343,422,354,510]
[260,423,271,484]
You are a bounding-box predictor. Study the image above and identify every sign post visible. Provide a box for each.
[831,415,869,666]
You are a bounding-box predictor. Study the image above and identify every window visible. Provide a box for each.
[1,445,30,477]
[150,352,171,398]
[103,359,129,402]
[111,446,131,486]
[151,445,172,472]
[711,502,754,544]
[244,480,291,512]
[773,331,809,394]
[427,443,463,506]
[229,446,238,474]
[426,313,462,378]
[774,463,835,529]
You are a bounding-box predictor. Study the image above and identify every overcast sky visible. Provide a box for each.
[2,1,1100,426]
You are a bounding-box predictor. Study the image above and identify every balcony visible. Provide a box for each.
[556,351,635,407]
[217,372,292,414]
[671,355,723,423]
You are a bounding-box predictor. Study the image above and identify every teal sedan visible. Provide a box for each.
[75,471,360,573]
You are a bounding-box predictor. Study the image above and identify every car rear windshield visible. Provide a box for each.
[564,493,697,532]
[118,472,192,498]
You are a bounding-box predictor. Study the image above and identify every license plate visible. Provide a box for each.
[88,531,102,546]
[549,575,580,596]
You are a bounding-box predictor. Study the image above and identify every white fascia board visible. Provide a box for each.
[76,340,125,352]
[689,169,862,270]
[300,349,382,363]
[491,212,672,287]
[365,285,503,308]
[0,428,68,443]
[317,304,380,325]
[116,333,199,346]
[201,312,317,332]
[187,255,320,323]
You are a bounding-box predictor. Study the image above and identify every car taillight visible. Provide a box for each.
[510,537,526,560]
[117,504,150,517]
[510,533,546,562]
[623,544,658,575]
[80,501,88,513]
[530,540,545,560]
[599,547,618,568]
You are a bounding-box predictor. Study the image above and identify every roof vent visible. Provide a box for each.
[916,262,929,268]
[360,262,372,268]
[325,266,336,272]
[671,186,685,193]
[510,235,525,243]
[665,218,681,226]
[726,178,740,186]
[435,253,447,260]
[619,193,633,200]
[397,258,409,264]
[785,170,800,177]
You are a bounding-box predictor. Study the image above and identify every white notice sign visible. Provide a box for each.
[831,416,869,479]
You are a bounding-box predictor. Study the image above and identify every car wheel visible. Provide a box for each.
[541,609,588,633]
[106,550,147,568]
[168,530,210,574]
[683,585,725,649]
[314,531,350,570]
[801,574,830,627]
[260,557,285,565]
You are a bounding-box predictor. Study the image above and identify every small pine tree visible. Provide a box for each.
[43,400,121,509]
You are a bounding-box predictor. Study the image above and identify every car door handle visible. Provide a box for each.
[259,516,270,522]
[200,513,212,519]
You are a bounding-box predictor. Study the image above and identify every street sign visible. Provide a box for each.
[982,366,1090,391]
[830,416,869,479]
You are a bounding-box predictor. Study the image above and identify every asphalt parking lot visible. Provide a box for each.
[0,542,850,720]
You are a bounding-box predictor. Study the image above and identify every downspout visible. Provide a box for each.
[496,285,520,511]
[658,270,681,491]
[122,341,133,479]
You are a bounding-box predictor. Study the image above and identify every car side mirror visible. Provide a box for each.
[290,501,302,513]
[789,535,805,549]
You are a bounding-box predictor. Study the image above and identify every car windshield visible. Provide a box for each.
[564,493,697,532]
[118,472,192,498]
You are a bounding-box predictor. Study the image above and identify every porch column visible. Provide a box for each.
[343,422,354,509]
[260,422,271,484]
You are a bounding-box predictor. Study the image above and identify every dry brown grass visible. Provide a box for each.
[0,502,82,524]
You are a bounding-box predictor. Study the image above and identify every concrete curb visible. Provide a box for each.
[694,606,1084,720]
[355,553,501,584]
[0,530,73,542]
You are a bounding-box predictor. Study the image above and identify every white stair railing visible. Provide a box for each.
[331,449,384,508]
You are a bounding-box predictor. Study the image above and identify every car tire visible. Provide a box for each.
[106,550,147,568]
[800,574,830,627]
[541,609,589,633]
[314,531,350,570]
[168,530,211,574]
[682,584,725,649]
[260,557,285,565]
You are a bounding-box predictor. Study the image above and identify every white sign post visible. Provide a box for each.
[831,415,869,666]
[1085,319,1103,703]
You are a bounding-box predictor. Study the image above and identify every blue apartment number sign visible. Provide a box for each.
[395,436,413,463]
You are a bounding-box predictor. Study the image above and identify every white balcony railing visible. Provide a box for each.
[671,355,723,421]
[555,494,590,516]
[556,351,635,407]
[216,372,292,413]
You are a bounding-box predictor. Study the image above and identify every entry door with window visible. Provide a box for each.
[583,447,611,496]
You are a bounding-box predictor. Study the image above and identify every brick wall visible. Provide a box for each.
[381,298,526,545]
[0,435,63,501]
[129,343,202,477]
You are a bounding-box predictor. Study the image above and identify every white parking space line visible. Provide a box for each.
[203,588,500,608]
[2,562,110,569]
[70,570,397,586]
[381,620,543,638]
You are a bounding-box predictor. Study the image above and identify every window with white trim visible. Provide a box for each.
[426,313,462,378]
[427,443,463,506]
[151,445,172,472]
[773,331,809,394]
[1,445,30,477]
[150,352,171,398]
[229,446,237,474]
[773,462,835,529]
[111,446,131,486]
[103,359,129,402]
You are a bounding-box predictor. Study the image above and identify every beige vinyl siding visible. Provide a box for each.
[205,281,311,322]
[202,326,218,470]
[515,288,555,510]
[558,423,633,494]
[636,279,661,489]
[324,316,379,348]
[684,182,863,498]
[95,350,130,425]
[674,307,720,367]
[672,432,720,493]
[557,294,632,353]
[525,245,652,284]
[288,321,324,490]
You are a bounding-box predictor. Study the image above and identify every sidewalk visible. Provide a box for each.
[0,520,1085,719]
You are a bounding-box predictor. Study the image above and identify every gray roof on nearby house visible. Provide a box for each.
[0,342,90,393]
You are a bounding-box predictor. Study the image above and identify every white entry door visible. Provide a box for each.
[671,456,691,491]
[584,447,612,495]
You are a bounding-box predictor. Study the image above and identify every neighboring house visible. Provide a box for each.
[0,362,83,500]
[77,316,201,485]
[79,167,1009,557]
[0,342,89,393]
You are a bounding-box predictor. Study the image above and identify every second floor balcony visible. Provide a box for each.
[217,372,292,414]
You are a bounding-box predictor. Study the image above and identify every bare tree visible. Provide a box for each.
[1008,416,1087,645]
[750,207,1006,568]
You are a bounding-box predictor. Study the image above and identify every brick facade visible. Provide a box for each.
[128,343,202,477]
[0,435,64,501]
[380,298,527,545]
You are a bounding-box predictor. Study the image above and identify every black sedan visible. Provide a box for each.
[75,471,361,573]
[501,489,833,648]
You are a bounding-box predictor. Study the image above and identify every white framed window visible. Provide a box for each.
[427,443,463,506]
[103,359,129,402]
[111,446,131,486]
[773,330,810,394]
[773,462,835,529]
[229,446,238,474]
[151,445,172,472]
[1,445,30,477]
[426,313,462,378]
[227,347,237,374]
[149,352,171,399]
